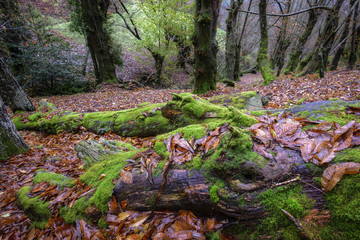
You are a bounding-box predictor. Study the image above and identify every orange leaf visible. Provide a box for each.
[321,162,360,192]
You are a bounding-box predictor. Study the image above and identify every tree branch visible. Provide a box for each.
[238,6,332,17]
[112,0,141,40]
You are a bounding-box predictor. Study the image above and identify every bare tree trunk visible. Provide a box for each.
[0,52,35,113]
[81,0,117,84]
[257,0,275,84]
[305,0,344,76]
[348,1,360,70]
[234,0,253,80]
[193,0,221,94]
[225,0,243,83]
[284,1,322,75]
[330,0,356,70]
[270,0,292,76]
[0,96,29,160]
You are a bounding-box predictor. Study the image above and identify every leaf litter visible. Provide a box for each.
[249,112,360,192]
[2,69,360,238]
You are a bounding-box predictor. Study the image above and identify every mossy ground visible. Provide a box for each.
[296,101,360,126]
[17,186,50,229]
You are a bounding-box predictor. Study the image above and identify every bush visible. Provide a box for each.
[14,40,89,95]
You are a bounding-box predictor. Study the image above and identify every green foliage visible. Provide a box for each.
[10,5,88,95]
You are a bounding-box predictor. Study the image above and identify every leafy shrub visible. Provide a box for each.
[14,40,89,95]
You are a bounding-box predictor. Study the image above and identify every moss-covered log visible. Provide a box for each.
[15,95,360,238]
[13,92,260,136]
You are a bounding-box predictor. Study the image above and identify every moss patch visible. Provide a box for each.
[251,184,314,239]
[33,170,75,189]
[17,186,50,229]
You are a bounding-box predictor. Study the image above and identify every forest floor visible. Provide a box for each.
[1,70,360,239]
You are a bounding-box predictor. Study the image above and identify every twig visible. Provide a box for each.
[281,209,311,239]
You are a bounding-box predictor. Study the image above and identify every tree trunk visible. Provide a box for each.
[81,0,117,84]
[270,0,292,76]
[284,3,321,75]
[0,96,29,160]
[304,0,344,76]
[193,0,221,94]
[348,1,360,70]
[225,0,243,83]
[330,0,356,71]
[257,0,275,84]
[234,0,253,81]
[151,52,165,85]
[0,52,35,113]
[14,92,260,136]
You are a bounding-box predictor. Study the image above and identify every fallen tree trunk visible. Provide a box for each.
[13,92,260,136]
[15,94,360,238]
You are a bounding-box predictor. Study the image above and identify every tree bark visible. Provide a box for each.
[0,96,29,160]
[270,0,292,76]
[330,0,356,70]
[348,1,360,70]
[225,0,243,83]
[304,0,344,76]
[81,0,117,84]
[0,51,35,113]
[193,0,221,94]
[257,0,275,84]
[284,1,323,74]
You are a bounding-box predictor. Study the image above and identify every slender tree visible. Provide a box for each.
[270,0,292,76]
[330,0,356,70]
[0,95,29,160]
[257,0,275,84]
[68,0,117,84]
[225,0,243,83]
[348,1,360,69]
[193,0,221,94]
[304,0,345,77]
[284,0,324,75]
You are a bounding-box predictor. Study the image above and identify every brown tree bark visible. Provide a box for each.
[193,0,221,94]
[330,0,356,70]
[348,1,360,70]
[0,51,35,113]
[81,0,117,84]
[225,0,243,83]
[304,0,344,76]
[284,1,323,75]
[0,96,29,160]
[270,0,292,76]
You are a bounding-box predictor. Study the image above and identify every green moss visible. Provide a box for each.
[98,217,108,229]
[295,102,360,126]
[153,141,169,159]
[252,184,314,239]
[332,146,360,164]
[27,112,42,122]
[206,231,222,240]
[17,186,50,229]
[33,170,75,189]
[209,91,258,110]
[296,98,306,105]
[157,123,207,141]
[324,172,360,239]
[209,180,225,204]
[60,197,86,224]
[80,149,142,212]
[0,123,29,160]
[250,110,268,116]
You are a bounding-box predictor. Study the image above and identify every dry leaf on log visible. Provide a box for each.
[321,162,360,192]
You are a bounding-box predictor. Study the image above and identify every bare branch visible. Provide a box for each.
[238,5,333,17]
